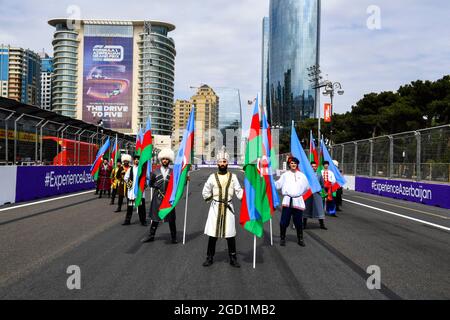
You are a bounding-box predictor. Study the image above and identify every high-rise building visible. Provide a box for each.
[48,19,176,135]
[191,85,219,161]
[172,99,193,146]
[261,17,270,115]
[0,45,41,106]
[214,87,242,164]
[267,0,321,128]
[39,51,53,111]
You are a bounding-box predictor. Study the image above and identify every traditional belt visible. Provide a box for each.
[213,199,234,214]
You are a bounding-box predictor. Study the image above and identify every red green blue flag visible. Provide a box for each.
[134,117,153,207]
[90,137,111,181]
[135,127,143,157]
[261,109,280,211]
[240,97,273,238]
[111,137,120,167]
[158,108,195,220]
[309,130,319,164]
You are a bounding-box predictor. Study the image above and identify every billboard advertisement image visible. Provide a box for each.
[83,36,133,129]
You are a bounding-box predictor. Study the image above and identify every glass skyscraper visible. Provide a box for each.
[268,0,321,128]
[261,17,270,115]
[214,87,242,164]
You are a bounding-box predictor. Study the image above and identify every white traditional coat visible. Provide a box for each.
[275,170,310,210]
[124,165,145,202]
[202,172,243,238]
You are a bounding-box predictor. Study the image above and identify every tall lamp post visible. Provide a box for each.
[307,65,329,143]
[322,82,344,145]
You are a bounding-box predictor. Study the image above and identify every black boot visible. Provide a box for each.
[303,218,308,229]
[98,190,103,199]
[297,228,305,247]
[169,220,178,244]
[142,222,158,243]
[280,225,287,246]
[229,254,240,268]
[202,256,214,267]
[115,197,123,212]
[122,206,133,225]
[319,219,328,230]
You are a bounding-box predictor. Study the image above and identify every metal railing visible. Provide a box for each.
[331,125,450,183]
[0,108,136,166]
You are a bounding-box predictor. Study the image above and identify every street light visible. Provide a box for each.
[323,82,344,145]
[307,64,330,142]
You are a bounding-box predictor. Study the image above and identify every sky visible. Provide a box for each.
[1,0,449,131]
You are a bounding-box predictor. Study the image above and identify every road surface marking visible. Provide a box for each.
[0,190,94,212]
[343,199,450,232]
[350,195,449,220]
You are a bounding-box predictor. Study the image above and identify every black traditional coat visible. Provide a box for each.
[149,167,175,222]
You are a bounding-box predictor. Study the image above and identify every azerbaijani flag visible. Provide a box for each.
[135,127,143,157]
[240,97,272,238]
[261,109,280,211]
[309,130,319,164]
[134,117,153,207]
[320,139,347,192]
[158,108,195,220]
[291,122,322,200]
[111,137,120,167]
[90,137,111,181]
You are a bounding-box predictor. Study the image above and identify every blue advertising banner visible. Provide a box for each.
[15,166,95,203]
[355,177,450,209]
[82,36,133,129]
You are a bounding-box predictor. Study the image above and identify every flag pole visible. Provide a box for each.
[182,174,190,245]
[253,235,257,269]
[270,219,273,246]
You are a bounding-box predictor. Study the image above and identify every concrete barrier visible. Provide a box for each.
[1,166,17,205]
[355,176,450,209]
[15,166,95,203]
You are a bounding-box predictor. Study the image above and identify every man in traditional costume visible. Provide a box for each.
[114,154,131,213]
[142,148,178,244]
[122,154,147,226]
[201,148,243,268]
[110,159,122,205]
[303,161,327,230]
[98,158,112,199]
[333,160,343,212]
[275,157,310,247]
[321,161,337,216]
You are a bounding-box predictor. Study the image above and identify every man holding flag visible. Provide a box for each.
[275,157,310,247]
[122,154,147,226]
[303,161,327,230]
[319,139,347,216]
[142,149,178,244]
[202,147,243,268]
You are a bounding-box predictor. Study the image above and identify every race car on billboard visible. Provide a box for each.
[86,65,130,100]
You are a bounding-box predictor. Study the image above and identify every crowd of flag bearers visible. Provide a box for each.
[89,98,346,269]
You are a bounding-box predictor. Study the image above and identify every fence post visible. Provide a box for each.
[14,114,25,165]
[415,131,421,181]
[353,142,358,176]
[389,136,394,178]
[341,144,345,174]
[4,112,15,163]
[34,119,44,163]
[369,139,373,177]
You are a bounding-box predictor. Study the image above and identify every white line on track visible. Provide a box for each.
[343,199,450,232]
[0,190,94,212]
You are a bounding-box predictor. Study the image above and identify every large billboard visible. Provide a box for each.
[83,36,133,129]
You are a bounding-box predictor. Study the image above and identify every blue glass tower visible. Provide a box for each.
[268,0,321,127]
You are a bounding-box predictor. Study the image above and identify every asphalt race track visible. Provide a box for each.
[0,169,449,300]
